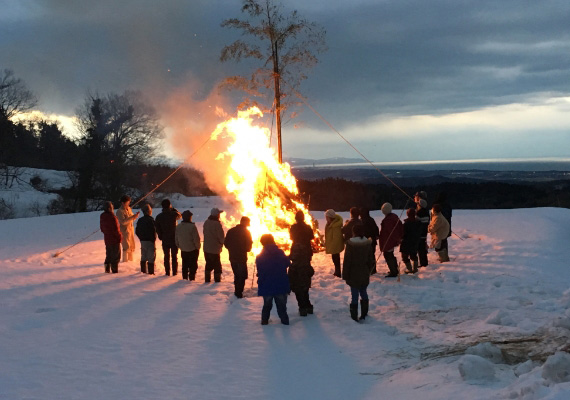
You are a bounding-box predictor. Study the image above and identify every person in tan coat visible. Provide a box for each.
[175,210,201,281]
[325,209,344,277]
[203,208,225,282]
[116,195,140,262]
[428,203,450,263]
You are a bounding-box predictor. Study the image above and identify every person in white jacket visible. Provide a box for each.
[428,204,450,263]
[175,210,201,281]
[116,195,140,262]
[203,208,225,282]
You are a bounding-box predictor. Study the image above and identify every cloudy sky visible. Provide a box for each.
[2,0,570,163]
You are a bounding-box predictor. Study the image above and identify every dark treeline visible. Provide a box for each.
[0,69,212,215]
[298,178,570,211]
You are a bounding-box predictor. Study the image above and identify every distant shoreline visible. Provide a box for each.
[289,157,570,172]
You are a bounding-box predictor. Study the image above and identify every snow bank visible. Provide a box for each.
[2,203,570,399]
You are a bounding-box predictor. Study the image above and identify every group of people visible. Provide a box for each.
[323,191,452,321]
[99,191,452,325]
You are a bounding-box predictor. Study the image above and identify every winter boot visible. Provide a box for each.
[205,271,211,283]
[404,259,413,273]
[140,261,147,274]
[122,251,128,263]
[104,263,110,273]
[299,308,308,317]
[437,251,447,263]
[307,304,314,314]
[350,304,359,322]
[172,265,178,276]
[440,248,450,262]
[360,299,369,321]
[412,259,419,273]
[111,263,119,273]
[214,273,221,283]
[147,263,155,275]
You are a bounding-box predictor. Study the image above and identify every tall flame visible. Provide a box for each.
[210,107,314,252]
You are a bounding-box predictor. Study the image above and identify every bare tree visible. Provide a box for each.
[220,0,326,163]
[0,69,37,119]
[74,90,163,210]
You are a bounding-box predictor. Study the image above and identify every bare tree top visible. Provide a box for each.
[0,69,37,120]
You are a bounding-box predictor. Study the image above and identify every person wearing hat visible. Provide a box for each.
[116,195,140,263]
[379,202,404,278]
[324,209,344,277]
[288,210,315,316]
[175,210,201,280]
[135,204,157,275]
[342,224,373,321]
[155,198,182,276]
[415,198,430,268]
[256,234,290,325]
[203,207,225,282]
[100,201,122,274]
[224,216,253,297]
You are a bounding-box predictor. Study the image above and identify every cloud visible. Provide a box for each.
[1,0,570,162]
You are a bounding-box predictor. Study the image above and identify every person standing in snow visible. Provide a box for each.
[400,208,422,274]
[256,234,290,325]
[379,202,404,278]
[175,210,201,281]
[155,198,182,276]
[415,193,430,268]
[342,224,373,322]
[116,195,140,263]
[288,210,315,317]
[100,201,122,274]
[203,208,225,283]
[135,204,157,275]
[360,207,380,274]
[325,209,344,277]
[224,216,253,298]
[428,203,451,263]
[341,207,363,242]
[432,191,452,262]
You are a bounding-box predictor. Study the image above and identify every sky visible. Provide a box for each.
[1,0,570,163]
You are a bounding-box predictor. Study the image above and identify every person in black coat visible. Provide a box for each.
[155,198,182,276]
[415,194,430,268]
[342,224,373,322]
[135,204,157,275]
[288,210,315,317]
[224,216,253,298]
[433,191,452,262]
[341,207,363,242]
[400,208,422,274]
[360,207,380,274]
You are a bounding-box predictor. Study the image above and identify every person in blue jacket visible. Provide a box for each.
[256,234,290,325]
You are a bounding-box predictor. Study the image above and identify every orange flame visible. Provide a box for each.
[210,107,314,253]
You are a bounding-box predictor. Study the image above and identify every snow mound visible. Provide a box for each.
[486,309,516,327]
[541,352,570,383]
[458,354,496,382]
[465,342,505,364]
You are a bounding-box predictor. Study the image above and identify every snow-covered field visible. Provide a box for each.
[2,202,570,399]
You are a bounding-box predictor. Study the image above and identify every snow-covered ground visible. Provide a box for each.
[2,202,570,399]
[0,167,72,219]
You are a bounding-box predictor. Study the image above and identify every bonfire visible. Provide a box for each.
[209,107,320,253]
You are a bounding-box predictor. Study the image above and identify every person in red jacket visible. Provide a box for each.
[100,201,122,273]
[378,202,403,278]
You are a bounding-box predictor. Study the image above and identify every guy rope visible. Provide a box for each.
[52,135,213,258]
